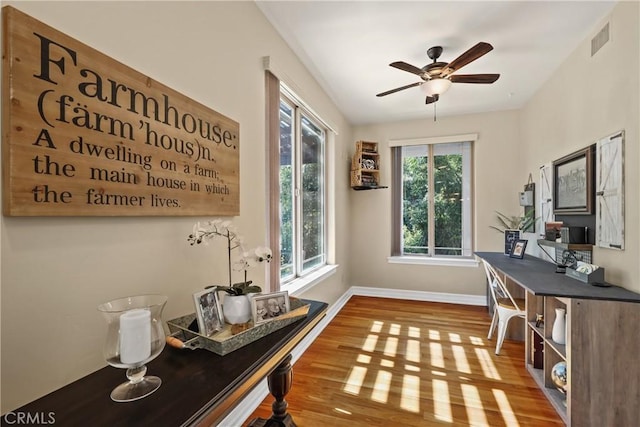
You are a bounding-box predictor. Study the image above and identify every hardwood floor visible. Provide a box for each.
[245,296,563,426]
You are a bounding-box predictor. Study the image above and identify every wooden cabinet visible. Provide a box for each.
[525,292,640,425]
[351,140,385,190]
[476,252,640,427]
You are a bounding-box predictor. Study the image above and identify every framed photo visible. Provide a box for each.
[193,288,224,336]
[553,145,594,214]
[251,291,290,325]
[504,230,520,255]
[510,239,528,259]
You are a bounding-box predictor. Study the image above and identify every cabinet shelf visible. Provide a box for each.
[545,338,567,359]
[527,322,544,338]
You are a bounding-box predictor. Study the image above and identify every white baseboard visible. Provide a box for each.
[218,286,485,425]
[347,286,487,306]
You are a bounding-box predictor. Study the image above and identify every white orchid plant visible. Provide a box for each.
[188,219,272,296]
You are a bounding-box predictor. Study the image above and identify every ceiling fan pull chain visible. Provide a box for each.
[433,102,437,122]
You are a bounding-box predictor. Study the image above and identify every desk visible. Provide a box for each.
[476,252,640,426]
[3,299,327,426]
[476,252,640,302]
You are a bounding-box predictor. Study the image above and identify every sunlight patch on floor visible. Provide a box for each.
[452,345,471,374]
[345,314,514,423]
[430,342,445,368]
[343,366,367,395]
[371,370,391,403]
[389,323,401,335]
[400,374,421,413]
[383,336,398,357]
[461,383,489,426]
[474,347,502,380]
[362,334,378,352]
[370,320,384,333]
[356,354,371,364]
[493,388,520,427]
[406,339,421,363]
[432,378,453,422]
[381,359,394,368]
[469,336,485,346]
[408,326,420,338]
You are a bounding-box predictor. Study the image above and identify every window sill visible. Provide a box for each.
[281,264,338,296]
[387,256,479,268]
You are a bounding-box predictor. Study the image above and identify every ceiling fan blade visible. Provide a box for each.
[425,94,439,104]
[390,61,424,76]
[441,42,493,77]
[450,74,500,84]
[376,81,422,97]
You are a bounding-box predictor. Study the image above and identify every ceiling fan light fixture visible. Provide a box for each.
[422,78,452,96]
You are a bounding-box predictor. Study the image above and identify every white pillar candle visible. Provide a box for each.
[119,308,151,364]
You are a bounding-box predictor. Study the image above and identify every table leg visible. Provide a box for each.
[247,354,297,427]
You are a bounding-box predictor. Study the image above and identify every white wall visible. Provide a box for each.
[351,109,522,294]
[349,1,639,295]
[519,1,639,292]
[0,1,352,412]
[2,0,637,415]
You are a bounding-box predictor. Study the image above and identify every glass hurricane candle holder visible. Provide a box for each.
[98,294,168,402]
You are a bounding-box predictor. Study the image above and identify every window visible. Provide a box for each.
[278,90,327,283]
[392,139,473,258]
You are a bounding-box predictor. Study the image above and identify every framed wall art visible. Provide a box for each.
[553,145,595,215]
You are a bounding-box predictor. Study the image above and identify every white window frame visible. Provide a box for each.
[279,86,329,286]
[388,134,477,267]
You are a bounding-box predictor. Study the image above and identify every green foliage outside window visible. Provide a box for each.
[402,152,463,255]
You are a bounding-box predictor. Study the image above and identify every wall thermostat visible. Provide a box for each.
[519,190,533,206]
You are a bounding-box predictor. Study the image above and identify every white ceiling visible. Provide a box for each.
[257,1,616,125]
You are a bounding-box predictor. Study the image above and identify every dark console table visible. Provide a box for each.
[476,252,640,426]
[3,299,327,426]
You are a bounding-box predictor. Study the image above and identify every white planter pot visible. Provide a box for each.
[223,294,251,324]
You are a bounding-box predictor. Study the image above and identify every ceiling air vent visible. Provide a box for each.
[591,22,610,57]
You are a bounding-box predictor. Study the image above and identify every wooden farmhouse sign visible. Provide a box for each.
[2,6,240,216]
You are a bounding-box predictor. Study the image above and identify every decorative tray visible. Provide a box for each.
[167,297,310,356]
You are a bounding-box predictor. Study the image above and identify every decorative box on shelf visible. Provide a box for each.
[565,267,605,284]
[167,297,310,356]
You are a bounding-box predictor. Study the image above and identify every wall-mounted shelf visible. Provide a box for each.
[352,185,388,191]
[537,239,593,252]
[351,140,386,190]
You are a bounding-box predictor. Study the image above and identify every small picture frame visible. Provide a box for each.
[251,291,290,325]
[510,239,528,259]
[193,288,224,336]
[504,229,520,255]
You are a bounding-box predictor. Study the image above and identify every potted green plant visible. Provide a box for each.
[490,210,536,255]
[489,210,536,233]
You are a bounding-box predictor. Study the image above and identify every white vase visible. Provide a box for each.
[223,294,251,324]
[552,308,566,344]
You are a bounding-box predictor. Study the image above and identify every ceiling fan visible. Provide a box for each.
[376,42,500,104]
